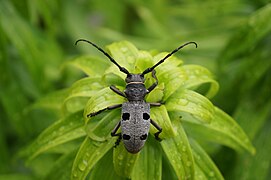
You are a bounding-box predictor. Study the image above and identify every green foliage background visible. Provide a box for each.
[0,0,270,179]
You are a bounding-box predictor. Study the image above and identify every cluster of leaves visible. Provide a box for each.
[0,0,271,179]
[22,41,254,179]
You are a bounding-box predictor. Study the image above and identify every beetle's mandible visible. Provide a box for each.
[75,39,197,153]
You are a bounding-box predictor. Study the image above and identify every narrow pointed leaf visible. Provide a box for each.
[44,150,77,180]
[29,89,69,111]
[89,150,125,180]
[106,41,139,72]
[66,56,110,76]
[166,89,214,123]
[132,136,162,180]
[113,142,139,178]
[153,53,185,100]
[63,77,103,112]
[190,139,224,180]
[183,107,255,154]
[181,65,219,99]
[150,105,176,139]
[71,137,114,180]
[25,111,85,160]
[161,120,194,179]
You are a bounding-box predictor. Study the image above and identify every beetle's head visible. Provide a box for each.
[125,74,145,84]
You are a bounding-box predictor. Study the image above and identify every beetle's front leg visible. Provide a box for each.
[87,104,122,118]
[111,120,122,147]
[110,85,126,97]
[147,70,158,93]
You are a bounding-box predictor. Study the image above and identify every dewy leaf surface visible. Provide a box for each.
[166,89,214,123]
[63,77,103,112]
[161,120,194,180]
[113,142,139,178]
[132,136,162,180]
[190,139,224,180]
[180,65,219,99]
[106,41,139,73]
[67,56,110,76]
[183,107,255,154]
[26,111,85,160]
[150,105,176,139]
[71,137,115,180]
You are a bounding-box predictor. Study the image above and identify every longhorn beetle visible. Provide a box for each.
[75,39,197,154]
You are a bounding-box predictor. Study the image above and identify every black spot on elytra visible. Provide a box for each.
[140,134,148,140]
[143,113,150,120]
[122,113,130,120]
[123,134,131,140]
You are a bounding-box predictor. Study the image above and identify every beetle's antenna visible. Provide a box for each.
[75,39,130,75]
[141,42,197,75]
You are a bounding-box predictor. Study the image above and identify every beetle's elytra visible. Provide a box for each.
[76,39,197,153]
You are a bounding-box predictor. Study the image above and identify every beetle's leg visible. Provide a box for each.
[149,102,161,107]
[147,70,158,93]
[87,104,122,118]
[150,119,162,141]
[111,121,122,147]
[110,85,126,98]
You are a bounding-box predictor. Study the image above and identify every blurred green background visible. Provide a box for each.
[0,0,271,179]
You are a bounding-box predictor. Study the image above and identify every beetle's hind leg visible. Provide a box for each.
[150,119,162,141]
[111,121,122,147]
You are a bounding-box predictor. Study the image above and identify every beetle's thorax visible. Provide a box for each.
[124,74,147,101]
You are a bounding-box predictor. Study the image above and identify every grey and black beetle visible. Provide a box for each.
[75,39,197,153]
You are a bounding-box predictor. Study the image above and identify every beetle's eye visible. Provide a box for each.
[143,113,150,120]
[123,134,131,140]
[140,134,148,140]
[122,113,130,120]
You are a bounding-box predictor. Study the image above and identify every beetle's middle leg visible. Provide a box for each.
[111,121,122,147]
[87,104,122,118]
[150,119,162,141]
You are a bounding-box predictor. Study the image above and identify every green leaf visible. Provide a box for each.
[106,41,139,72]
[132,136,162,180]
[89,149,125,180]
[86,109,121,141]
[150,105,176,139]
[166,89,214,123]
[44,150,77,180]
[84,88,125,123]
[29,89,69,111]
[146,83,165,103]
[180,65,219,99]
[63,77,103,113]
[219,4,271,64]
[229,118,271,179]
[190,139,224,180]
[113,142,139,178]
[24,111,85,160]
[66,55,111,76]
[183,107,255,154]
[153,53,184,101]
[161,120,194,179]
[71,137,114,180]
[134,50,154,74]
